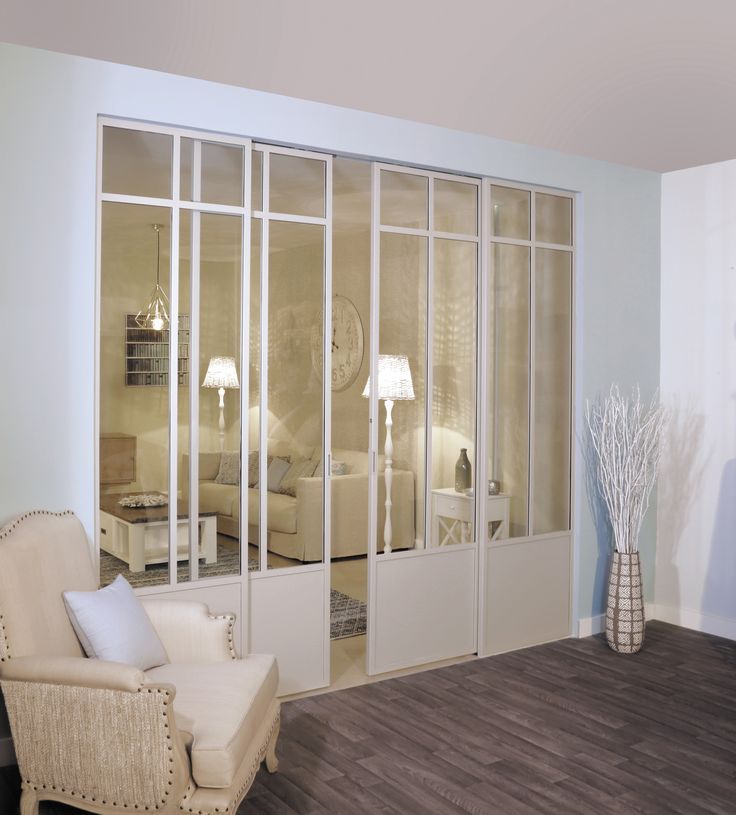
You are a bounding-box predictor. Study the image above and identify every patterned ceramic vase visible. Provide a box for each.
[606,552,645,653]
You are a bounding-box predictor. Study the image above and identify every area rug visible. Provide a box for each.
[99,548,367,640]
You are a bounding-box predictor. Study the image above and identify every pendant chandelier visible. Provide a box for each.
[135,223,169,331]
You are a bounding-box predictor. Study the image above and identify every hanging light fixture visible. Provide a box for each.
[135,223,169,331]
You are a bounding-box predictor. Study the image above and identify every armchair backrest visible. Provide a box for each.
[0,511,97,661]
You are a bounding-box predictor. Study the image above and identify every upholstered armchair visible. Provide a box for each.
[0,510,280,815]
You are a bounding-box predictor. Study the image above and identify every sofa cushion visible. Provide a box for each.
[146,655,278,789]
[215,451,240,485]
[199,482,238,517]
[278,457,318,497]
[235,490,297,535]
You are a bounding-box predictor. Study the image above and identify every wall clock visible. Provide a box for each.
[310,295,364,391]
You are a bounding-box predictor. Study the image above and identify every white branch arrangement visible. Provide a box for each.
[586,385,666,554]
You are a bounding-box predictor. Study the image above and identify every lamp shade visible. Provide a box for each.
[202,356,240,389]
[362,354,415,401]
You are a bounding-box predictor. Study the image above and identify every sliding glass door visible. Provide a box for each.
[367,165,480,674]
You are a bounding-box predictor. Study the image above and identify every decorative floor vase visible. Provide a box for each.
[606,552,645,653]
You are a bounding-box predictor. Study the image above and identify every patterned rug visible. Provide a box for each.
[99,548,366,640]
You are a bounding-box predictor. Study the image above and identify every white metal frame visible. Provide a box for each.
[95,118,252,619]
[249,143,333,688]
[367,163,482,675]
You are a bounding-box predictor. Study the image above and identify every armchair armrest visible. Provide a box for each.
[141,599,237,662]
[0,655,146,691]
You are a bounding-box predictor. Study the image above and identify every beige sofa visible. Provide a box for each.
[0,510,280,815]
[186,443,415,561]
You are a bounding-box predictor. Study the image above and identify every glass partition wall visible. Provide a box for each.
[98,119,574,687]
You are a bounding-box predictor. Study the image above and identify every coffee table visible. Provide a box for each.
[100,493,217,572]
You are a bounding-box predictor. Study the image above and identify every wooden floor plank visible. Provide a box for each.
[0,621,734,814]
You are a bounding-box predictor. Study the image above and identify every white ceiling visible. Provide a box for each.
[4,0,736,172]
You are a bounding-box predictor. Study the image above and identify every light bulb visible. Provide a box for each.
[151,316,164,331]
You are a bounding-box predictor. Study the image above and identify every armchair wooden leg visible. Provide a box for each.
[265,717,280,773]
[19,788,39,815]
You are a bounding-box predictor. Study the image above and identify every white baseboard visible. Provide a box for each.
[654,604,736,641]
[577,603,657,638]
[0,735,15,767]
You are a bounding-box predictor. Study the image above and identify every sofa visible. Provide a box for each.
[184,442,415,561]
[0,510,280,815]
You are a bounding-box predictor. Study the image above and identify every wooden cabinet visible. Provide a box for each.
[100,433,137,485]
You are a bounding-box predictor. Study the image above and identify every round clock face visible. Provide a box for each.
[310,296,364,391]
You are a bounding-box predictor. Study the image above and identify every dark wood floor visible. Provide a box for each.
[1,622,735,814]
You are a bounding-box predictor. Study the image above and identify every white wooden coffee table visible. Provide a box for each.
[100,493,217,572]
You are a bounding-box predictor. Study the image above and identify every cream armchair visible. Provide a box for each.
[0,510,280,815]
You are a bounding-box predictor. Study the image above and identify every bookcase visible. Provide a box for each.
[125,314,189,387]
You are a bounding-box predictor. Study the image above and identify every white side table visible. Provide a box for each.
[431,487,510,547]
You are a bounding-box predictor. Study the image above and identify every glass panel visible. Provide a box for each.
[268,220,325,566]
[252,150,263,212]
[196,213,243,578]
[491,185,530,241]
[102,126,172,199]
[431,239,477,545]
[331,156,370,603]
[379,232,427,552]
[248,218,261,570]
[488,243,530,538]
[177,209,192,579]
[434,179,478,235]
[269,153,325,217]
[181,140,245,207]
[536,193,572,246]
[380,170,428,229]
[533,249,572,534]
[99,202,172,587]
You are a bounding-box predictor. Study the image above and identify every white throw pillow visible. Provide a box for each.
[63,574,168,671]
[266,456,291,492]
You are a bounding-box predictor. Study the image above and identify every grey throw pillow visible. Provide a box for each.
[266,457,291,492]
[215,451,240,485]
[278,457,318,497]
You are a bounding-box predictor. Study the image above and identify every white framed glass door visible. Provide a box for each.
[367,165,481,674]
[247,145,333,694]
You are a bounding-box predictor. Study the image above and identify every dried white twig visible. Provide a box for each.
[585,385,666,554]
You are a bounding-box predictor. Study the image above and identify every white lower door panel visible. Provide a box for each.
[249,568,328,695]
[482,533,571,655]
[370,546,476,675]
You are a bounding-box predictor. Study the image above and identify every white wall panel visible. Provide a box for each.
[371,547,476,674]
[249,569,327,695]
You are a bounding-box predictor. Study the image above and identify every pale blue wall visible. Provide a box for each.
[0,43,660,653]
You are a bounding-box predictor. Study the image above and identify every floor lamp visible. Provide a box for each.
[202,356,240,452]
[363,355,415,553]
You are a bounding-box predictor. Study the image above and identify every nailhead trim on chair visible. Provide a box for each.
[179,707,280,814]
[0,510,75,662]
[211,614,237,660]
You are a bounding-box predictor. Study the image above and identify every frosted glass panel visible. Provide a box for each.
[432,239,477,545]
[379,232,427,551]
[536,193,572,246]
[102,127,172,199]
[491,186,530,240]
[434,179,478,235]
[533,249,572,534]
[269,153,325,217]
[381,171,428,229]
[488,242,530,538]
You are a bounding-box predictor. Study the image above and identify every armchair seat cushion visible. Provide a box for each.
[145,654,278,790]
